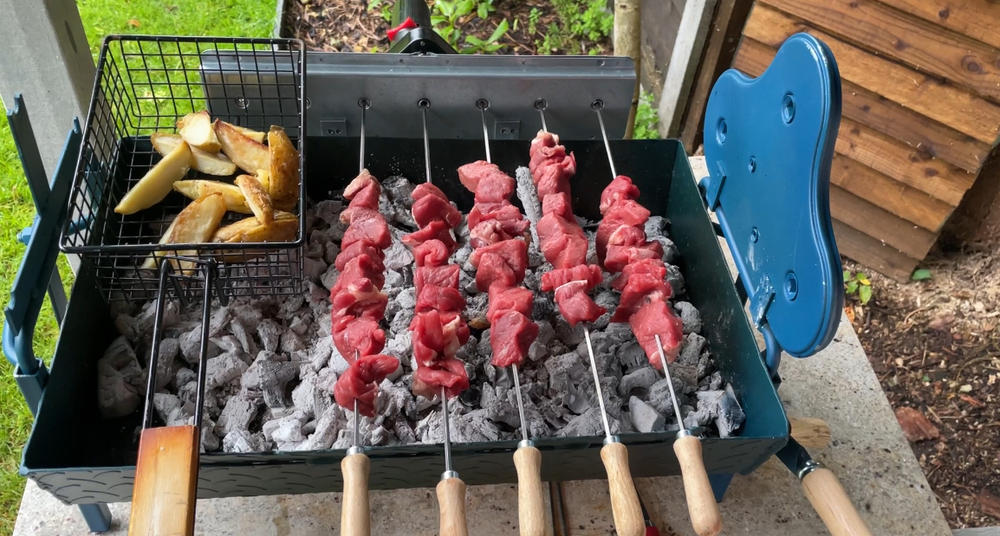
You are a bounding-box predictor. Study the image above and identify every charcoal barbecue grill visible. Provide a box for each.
[4,14,854,534]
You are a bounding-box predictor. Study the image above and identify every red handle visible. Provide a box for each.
[387,17,418,42]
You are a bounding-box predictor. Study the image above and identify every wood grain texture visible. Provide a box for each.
[833,220,918,281]
[743,3,1000,144]
[835,118,974,206]
[789,417,833,450]
[436,477,468,536]
[128,425,200,536]
[830,185,937,260]
[801,468,874,536]
[513,446,550,536]
[732,37,990,173]
[876,0,1000,51]
[599,442,645,536]
[762,0,1000,102]
[829,156,954,233]
[340,453,371,536]
[673,436,722,536]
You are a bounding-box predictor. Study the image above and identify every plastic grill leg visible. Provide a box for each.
[78,503,112,533]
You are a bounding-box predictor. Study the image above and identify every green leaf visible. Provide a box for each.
[911,268,932,281]
[367,0,381,11]
[843,270,852,282]
[858,285,872,305]
[856,272,869,284]
[478,3,488,18]
[487,19,509,43]
[846,281,858,294]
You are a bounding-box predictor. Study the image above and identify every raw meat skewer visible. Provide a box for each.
[529,106,644,536]
[593,102,721,536]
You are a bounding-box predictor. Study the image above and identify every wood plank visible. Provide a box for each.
[761,0,1000,102]
[835,117,975,206]
[734,38,991,173]
[830,184,937,259]
[877,0,1000,51]
[743,3,1000,144]
[658,0,718,137]
[833,219,918,281]
[830,155,954,233]
[679,0,754,151]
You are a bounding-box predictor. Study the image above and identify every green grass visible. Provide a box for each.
[0,1,276,531]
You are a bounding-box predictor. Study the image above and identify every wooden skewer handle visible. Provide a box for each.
[128,425,200,536]
[340,452,371,536]
[599,442,645,536]
[513,445,550,536]
[801,467,873,536]
[437,476,469,536]
[673,435,722,536]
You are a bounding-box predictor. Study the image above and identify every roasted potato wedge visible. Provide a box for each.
[232,124,266,143]
[267,126,299,211]
[115,141,192,214]
[151,132,236,176]
[255,169,270,192]
[139,193,227,270]
[177,110,221,152]
[213,211,297,243]
[214,120,269,173]
[173,180,251,214]
[235,174,274,225]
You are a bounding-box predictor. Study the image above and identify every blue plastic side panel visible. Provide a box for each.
[702,33,843,358]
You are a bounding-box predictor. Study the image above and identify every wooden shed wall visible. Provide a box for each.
[730,0,1000,280]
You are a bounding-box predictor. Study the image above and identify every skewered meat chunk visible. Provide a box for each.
[342,207,391,250]
[339,169,381,223]
[604,242,664,273]
[536,214,589,269]
[402,219,457,253]
[335,242,385,272]
[413,358,470,399]
[412,190,462,228]
[331,314,385,359]
[460,161,538,369]
[412,239,452,267]
[333,354,400,417]
[540,264,603,292]
[552,281,608,327]
[629,300,683,367]
[338,255,386,289]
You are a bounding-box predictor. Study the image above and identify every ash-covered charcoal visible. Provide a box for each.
[98,175,733,453]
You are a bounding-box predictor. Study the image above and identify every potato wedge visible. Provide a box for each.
[267,126,299,211]
[177,111,221,152]
[215,120,269,173]
[115,141,192,214]
[173,180,251,214]
[255,169,270,192]
[213,211,297,243]
[139,193,227,270]
[232,124,266,143]
[235,174,274,225]
[151,132,236,176]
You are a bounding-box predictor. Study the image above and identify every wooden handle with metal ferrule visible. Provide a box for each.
[801,467,873,536]
[599,442,645,536]
[673,435,722,536]
[340,452,371,536]
[514,445,550,536]
[437,476,469,536]
[128,425,200,536]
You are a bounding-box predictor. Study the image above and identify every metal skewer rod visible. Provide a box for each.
[419,98,433,185]
[654,335,684,423]
[441,386,454,476]
[583,327,613,441]
[592,100,618,179]
[358,98,370,174]
[534,98,548,133]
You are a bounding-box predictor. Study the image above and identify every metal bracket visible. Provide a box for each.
[494,120,520,140]
[320,118,348,137]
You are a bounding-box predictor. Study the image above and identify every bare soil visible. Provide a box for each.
[847,246,1000,528]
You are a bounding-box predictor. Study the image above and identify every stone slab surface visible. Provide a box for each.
[12,157,952,535]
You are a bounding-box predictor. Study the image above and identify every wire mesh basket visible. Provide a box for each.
[60,35,306,302]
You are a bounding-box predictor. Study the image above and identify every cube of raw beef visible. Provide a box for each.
[611,258,668,291]
[467,201,525,231]
[628,299,683,368]
[599,175,640,213]
[410,311,469,367]
[412,181,450,201]
[470,239,528,291]
[536,213,588,269]
[330,278,388,320]
[333,354,400,416]
[458,161,516,202]
[486,286,534,324]
[414,264,460,293]
[489,310,539,367]
[412,239,451,268]
[612,271,672,322]
[604,241,664,273]
[336,242,385,272]
[341,208,391,250]
[540,191,575,221]
[552,280,607,326]
[415,284,467,314]
[412,358,470,399]
[412,190,462,228]
[331,315,385,358]
[340,170,381,223]
[402,219,456,253]
[338,254,385,290]
[540,264,603,292]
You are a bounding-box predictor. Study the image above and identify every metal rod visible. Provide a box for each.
[141,262,172,429]
[419,98,432,185]
[534,98,548,132]
[512,364,529,443]
[193,262,215,428]
[353,350,361,448]
[583,327,613,441]
[479,104,492,163]
[654,334,685,425]
[358,98,370,174]
[593,102,618,179]
[442,386,453,474]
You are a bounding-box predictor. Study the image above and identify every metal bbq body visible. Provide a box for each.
[9,32,841,529]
